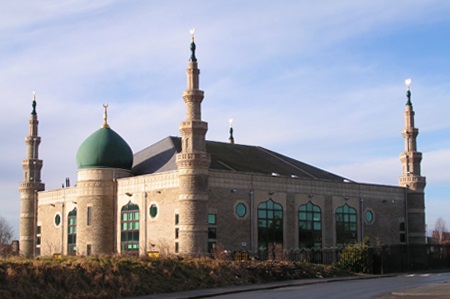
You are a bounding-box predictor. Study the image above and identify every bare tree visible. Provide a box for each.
[434,217,447,243]
[0,216,13,244]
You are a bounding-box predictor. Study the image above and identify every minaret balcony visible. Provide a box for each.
[399,176,426,188]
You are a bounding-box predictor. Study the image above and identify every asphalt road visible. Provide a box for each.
[210,272,450,299]
[135,272,450,299]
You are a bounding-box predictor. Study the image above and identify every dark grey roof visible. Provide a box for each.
[132,136,351,182]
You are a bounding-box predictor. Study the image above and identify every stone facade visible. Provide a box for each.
[20,37,426,258]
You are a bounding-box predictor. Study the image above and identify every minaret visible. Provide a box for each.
[176,29,211,255]
[19,91,45,257]
[399,79,426,191]
[399,79,426,244]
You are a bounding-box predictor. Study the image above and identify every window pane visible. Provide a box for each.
[208,214,216,225]
[150,205,158,218]
[235,203,246,217]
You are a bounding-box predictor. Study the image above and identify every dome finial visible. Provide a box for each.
[31,90,37,115]
[102,103,110,128]
[189,28,197,62]
[228,118,234,144]
[405,78,412,106]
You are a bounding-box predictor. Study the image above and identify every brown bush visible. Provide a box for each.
[0,256,350,298]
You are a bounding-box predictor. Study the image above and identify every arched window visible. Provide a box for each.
[67,208,77,255]
[298,202,322,248]
[336,203,357,246]
[121,201,140,255]
[257,199,283,257]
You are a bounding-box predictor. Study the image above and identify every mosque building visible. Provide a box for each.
[19,33,426,258]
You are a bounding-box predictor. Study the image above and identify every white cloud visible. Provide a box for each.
[2,1,450,239]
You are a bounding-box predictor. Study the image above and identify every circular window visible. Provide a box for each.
[365,210,374,224]
[149,204,158,218]
[54,214,61,226]
[235,203,247,217]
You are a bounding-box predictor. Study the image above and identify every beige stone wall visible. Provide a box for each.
[116,171,179,256]
[37,187,77,256]
[36,167,420,257]
[76,168,132,256]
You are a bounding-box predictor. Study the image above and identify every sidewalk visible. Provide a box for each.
[377,282,450,298]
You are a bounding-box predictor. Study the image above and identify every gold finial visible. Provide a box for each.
[102,103,110,128]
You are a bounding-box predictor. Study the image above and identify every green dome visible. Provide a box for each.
[76,127,133,170]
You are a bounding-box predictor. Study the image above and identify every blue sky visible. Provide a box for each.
[1,1,450,237]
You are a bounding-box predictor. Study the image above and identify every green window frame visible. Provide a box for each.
[257,199,283,255]
[336,203,357,246]
[298,202,322,248]
[121,201,140,255]
[67,208,77,256]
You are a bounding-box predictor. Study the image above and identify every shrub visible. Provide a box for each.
[337,237,371,273]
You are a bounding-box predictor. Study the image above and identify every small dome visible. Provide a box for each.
[76,127,133,170]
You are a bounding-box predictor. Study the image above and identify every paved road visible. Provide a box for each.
[134,272,450,299]
[210,273,450,299]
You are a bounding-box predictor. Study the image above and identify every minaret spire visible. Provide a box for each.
[19,91,45,257]
[228,118,234,144]
[399,79,426,191]
[176,30,210,255]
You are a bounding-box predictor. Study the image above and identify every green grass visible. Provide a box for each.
[0,256,350,299]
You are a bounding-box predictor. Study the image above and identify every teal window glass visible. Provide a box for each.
[120,201,140,255]
[235,203,247,217]
[149,204,158,218]
[257,199,283,255]
[336,204,357,246]
[67,208,77,256]
[54,214,61,226]
[365,210,374,223]
[298,202,322,248]
[208,214,216,225]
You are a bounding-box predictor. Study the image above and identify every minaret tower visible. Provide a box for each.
[19,92,45,257]
[176,29,211,255]
[399,79,426,244]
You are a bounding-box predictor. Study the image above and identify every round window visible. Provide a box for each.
[149,204,158,218]
[235,203,247,217]
[54,214,61,226]
[365,210,374,224]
